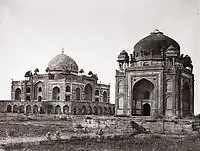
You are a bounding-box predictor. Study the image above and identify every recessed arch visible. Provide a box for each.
[103,91,108,102]
[34,81,44,100]
[19,105,24,113]
[15,88,21,100]
[13,105,18,113]
[66,86,70,92]
[65,95,70,101]
[182,82,190,116]
[95,90,99,96]
[95,98,99,102]
[33,105,38,114]
[133,78,154,100]
[75,87,81,100]
[26,96,31,101]
[118,80,124,93]
[84,84,93,101]
[26,87,31,93]
[142,103,151,116]
[63,105,69,114]
[38,96,42,102]
[26,105,32,114]
[7,105,12,113]
[38,87,42,92]
[55,105,61,114]
[47,104,53,114]
[40,107,45,114]
[52,86,60,100]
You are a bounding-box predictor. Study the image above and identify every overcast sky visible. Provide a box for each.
[0,0,200,114]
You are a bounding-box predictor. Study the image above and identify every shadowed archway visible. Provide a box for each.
[132,79,154,116]
[84,84,92,101]
[182,82,190,116]
[142,103,151,116]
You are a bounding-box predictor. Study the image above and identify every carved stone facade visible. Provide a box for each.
[115,29,194,118]
[4,51,114,115]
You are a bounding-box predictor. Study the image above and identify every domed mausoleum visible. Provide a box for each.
[115,30,194,118]
[2,51,114,115]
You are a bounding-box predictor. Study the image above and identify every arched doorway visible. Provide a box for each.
[53,87,60,100]
[66,86,70,92]
[65,95,70,101]
[55,105,61,114]
[7,105,12,113]
[63,105,69,114]
[75,88,81,100]
[26,105,32,114]
[13,105,18,113]
[26,87,31,93]
[38,96,42,102]
[103,91,108,102]
[34,81,44,100]
[46,105,53,114]
[183,82,190,116]
[142,103,151,116]
[40,107,45,114]
[84,84,92,101]
[132,79,154,116]
[33,105,38,114]
[95,90,99,96]
[19,105,24,113]
[15,88,21,100]
[26,96,31,101]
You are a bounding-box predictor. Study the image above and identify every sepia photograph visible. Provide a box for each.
[0,0,200,150]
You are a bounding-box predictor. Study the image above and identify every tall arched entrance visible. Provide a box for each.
[15,88,21,100]
[103,91,108,102]
[52,86,60,100]
[132,79,154,116]
[34,81,44,100]
[142,103,151,116]
[182,82,190,116]
[84,84,92,101]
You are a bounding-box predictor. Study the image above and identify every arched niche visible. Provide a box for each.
[84,84,93,101]
[15,88,21,100]
[52,86,60,100]
[34,81,44,100]
[132,78,154,100]
[182,82,190,116]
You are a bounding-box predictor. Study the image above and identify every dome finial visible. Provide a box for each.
[151,29,163,34]
[61,48,64,54]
